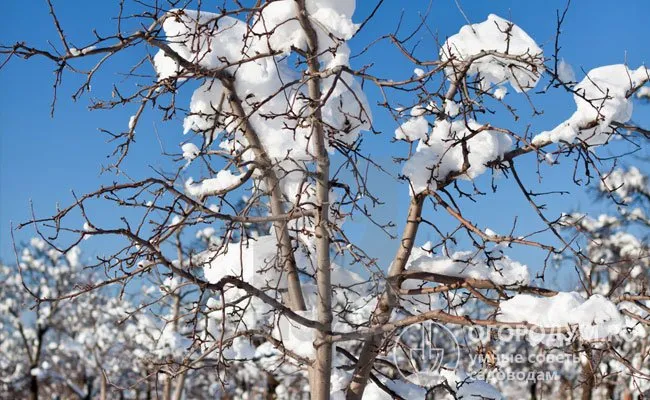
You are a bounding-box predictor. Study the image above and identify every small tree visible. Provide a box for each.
[2,1,649,399]
[0,239,134,399]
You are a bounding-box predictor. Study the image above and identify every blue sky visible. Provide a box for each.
[1,0,649,288]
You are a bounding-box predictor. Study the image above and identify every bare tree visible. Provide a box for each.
[2,1,649,399]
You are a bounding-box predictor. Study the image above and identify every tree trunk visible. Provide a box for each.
[346,195,425,399]
[345,73,463,398]
[580,345,595,400]
[145,374,152,400]
[294,2,333,398]
[169,244,186,400]
[560,377,573,400]
[100,372,108,400]
[171,372,186,400]
[220,77,306,312]
[529,380,537,400]
[29,372,39,400]
[29,325,48,400]
[162,380,171,400]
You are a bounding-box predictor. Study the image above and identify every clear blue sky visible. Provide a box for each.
[1,0,649,289]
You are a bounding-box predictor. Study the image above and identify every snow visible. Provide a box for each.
[198,234,313,330]
[573,295,626,340]
[154,10,244,79]
[600,166,647,203]
[275,309,317,358]
[70,46,96,56]
[82,222,95,234]
[533,65,649,145]
[160,277,180,293]
[493,86,507,100]
[153,50,181,80]
[222,337,256,360]
[443,100,460,117]
[181,142,200,162]
[408,249,530,286]
[182,80,226,135]
[499,292,581,329]
[154,5,371,207]
[484,228,498,237]
[498,292,624,342]
[441,14,544,92]
[195,227,217,240]
[456,378,504,400]
[185,170,243,197]
[252,1,306,54]
[420,369,504,400]
[154,5,370,145]
[336,294,377,328]
[544,152,554,165]
[557,58,575,83]
[170,215,182,226]
[137,260,154,269]
[251,0,358,56]
[157,10,249,75]
[126,317,189,358]
[361,379,426,399]
[206,297,219,310]
[637,85,650,99]
[559,212,619,232]
[202,235,285,288]
[329,367,427,400]
[625,207,647,222]
[309,6,358,41]
[199,234,311,297]
[395,116,428,141]
[598,231,644,260]
[7,4,650,397]
[402,119,512,194]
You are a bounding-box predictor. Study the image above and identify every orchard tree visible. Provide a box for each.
[2,1,649,399]
[0,237,227,399]
[0,239,141,399]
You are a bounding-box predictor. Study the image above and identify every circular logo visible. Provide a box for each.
[392,321,460,386]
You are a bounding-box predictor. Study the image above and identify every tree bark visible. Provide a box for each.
[29,372,39,400]
[162,378,171,400]
[580,345,594,400]
[100,372,108,400]
[221,76,306,312]
[29,325,48,400]
[346,194,425,399]
[295,2,333,399]
[345,57,471,399]
[164,269,182,400]
[145,31,308,312]
[171,372,186,400]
